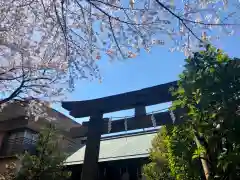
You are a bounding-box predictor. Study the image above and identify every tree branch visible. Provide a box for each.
[108,17,125,58]
[88,0,163,26]
[0,77,25,105]
[154,0,202,42]
[0,73,24,81]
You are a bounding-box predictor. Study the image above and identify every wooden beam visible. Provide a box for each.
[70,111,181,138]
[62,81,177,118]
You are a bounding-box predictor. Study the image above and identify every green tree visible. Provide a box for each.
[143,127,174,180]
[16,125,71,180]
[171,45,240,179]
[143,125,202,180]
[144,45,240,180]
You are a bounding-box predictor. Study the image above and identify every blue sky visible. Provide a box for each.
[53,35,240,124]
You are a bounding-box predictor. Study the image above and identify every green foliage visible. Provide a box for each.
[143,127,174,180]
[143,126,202,180]
[144,45,240,180]
[16,125,71,180]
[165,125,202,180]
[172,45,240,179]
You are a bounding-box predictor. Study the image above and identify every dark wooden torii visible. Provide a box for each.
[62,81,178,180]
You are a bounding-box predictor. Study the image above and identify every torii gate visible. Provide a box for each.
[62,81,180,180]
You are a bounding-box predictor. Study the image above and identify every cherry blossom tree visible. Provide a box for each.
[1,0,240,108]
[1,0,69,110]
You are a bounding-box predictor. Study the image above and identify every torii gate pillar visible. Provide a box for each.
[81,113,103,180]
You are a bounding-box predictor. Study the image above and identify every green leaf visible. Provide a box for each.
[209,67,215,73]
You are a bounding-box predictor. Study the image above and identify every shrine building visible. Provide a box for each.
[65,129,157,180]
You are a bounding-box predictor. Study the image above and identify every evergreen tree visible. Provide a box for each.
[144,46,240,180]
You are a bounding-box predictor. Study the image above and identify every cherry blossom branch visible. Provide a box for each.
[89,0,240,27]
[0,74,24,81]
[108,17,124,58]
[88,0,166,26]
[0,81,24,105]
[0,60,26,105]
[25,77,52,82]
[23,84,49,88]
[122,8,144,38]
[74,0,88,28]
[53,0,69,59]
[154,0,202,42]
[155,0,240,27]
[0,63,56,105]
[89,0,147,11]
[0,67,17,76]
[88,0,239,44]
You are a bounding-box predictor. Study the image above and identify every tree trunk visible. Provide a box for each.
[194,134,210,180]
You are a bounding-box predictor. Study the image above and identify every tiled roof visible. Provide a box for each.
[65,130,157,165]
